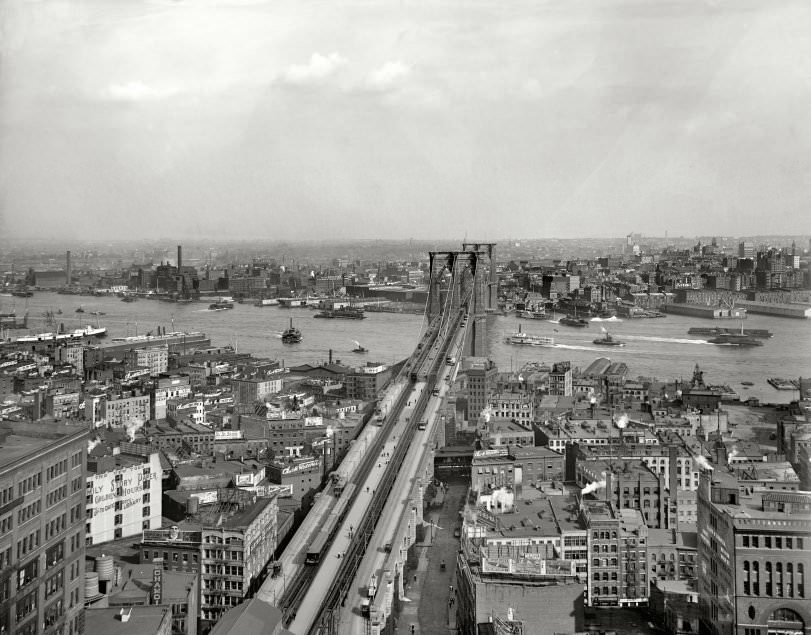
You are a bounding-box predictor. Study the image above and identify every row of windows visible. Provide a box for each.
[741,561,805,598]
[16,589,37,622]
[44,569,64,599]
[70,450,83,468]
[69,502,82,524]
[0,485,13,506]
[741,535,804,550]
[45,512,67,540]
[17,529,40,560]
[0,513,12,534]
[46,484,68,508]
[18,473,41,497]
[47,458,68,482]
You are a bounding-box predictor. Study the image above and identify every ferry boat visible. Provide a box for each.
[504,325,554,347]
[314,307,365,319]
[520,310,547,320]
[108,331,207,347]
[278,298,307,308]
[559,315,589,327]
[593,332,625,347]
[281,318,302,344]
[254,298,279,307]
[708,333,763,347]
[688,327,772,338]
[768,378,799,391]
[707,321,764,347]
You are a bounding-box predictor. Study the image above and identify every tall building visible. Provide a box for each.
[580,499,649,608]
[86,448,162,545]
[0,422,87,635]
[739,242,755,259]
[697,469,811,635]
[465,358,497,422]
[140,489,278,631]
[549,361,573,396]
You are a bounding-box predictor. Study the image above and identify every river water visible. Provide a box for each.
[9,292,811,404]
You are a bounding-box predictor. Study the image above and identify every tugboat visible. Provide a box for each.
[75,306,85,313]
[208,300,234,311]
[352,340,368,353]
[593,331,625,347]
[281,318,302,344]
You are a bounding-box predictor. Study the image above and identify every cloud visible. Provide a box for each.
[365,61,410,91]
[520,78,543,100]
[281,52,347,85]
[106,81,177,101]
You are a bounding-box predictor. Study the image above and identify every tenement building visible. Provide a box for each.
[0,422,87,635]
[697,469,811,635]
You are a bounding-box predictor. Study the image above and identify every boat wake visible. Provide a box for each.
[623,335,709,345]
[590,316,623,322]
[547,319,560,324]
[554,344,606,352]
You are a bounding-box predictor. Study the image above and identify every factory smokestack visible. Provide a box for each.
[177,245,182,269]
[66,250,72,286]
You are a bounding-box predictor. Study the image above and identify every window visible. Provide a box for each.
[743,561,750,595]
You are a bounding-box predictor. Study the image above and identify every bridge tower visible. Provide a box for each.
[462,241,497,312]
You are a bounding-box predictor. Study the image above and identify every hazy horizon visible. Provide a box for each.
[3,0,811,242]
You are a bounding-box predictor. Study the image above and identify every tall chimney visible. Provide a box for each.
[177,245,182,269]
[329,349,333,364]
[66,250,72,286]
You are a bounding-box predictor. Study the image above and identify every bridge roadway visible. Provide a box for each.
[255,377,410,609]
[255,312,448,622]
[287,380,429,634]
[338,319,467,634]
[290,311,468,634]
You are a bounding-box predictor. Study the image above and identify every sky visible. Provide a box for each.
[2,0,811,242]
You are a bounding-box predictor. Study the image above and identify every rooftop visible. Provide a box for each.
[0,421,86,473]
[85,607,171,635]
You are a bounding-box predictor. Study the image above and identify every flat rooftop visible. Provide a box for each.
[0,422,86,473]
[85,607,170,635]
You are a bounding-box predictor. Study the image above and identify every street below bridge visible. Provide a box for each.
[397,477,467,635]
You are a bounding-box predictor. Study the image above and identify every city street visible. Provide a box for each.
[398,477,467,635]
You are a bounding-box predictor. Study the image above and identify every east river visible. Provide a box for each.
[9,292,811,405]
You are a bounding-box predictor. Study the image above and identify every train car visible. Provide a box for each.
[305,529,330,565]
